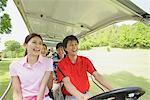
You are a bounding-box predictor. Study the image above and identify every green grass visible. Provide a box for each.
[89,71,150,100]
[0,60,150,100]
[0,60,12,99]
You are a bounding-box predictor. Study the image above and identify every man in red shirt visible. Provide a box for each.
[57,35,113,100]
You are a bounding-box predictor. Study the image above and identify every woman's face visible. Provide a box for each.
[25,36,43,56]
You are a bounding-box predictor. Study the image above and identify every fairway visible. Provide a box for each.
[79,47,150,100]
[79,47,150,80]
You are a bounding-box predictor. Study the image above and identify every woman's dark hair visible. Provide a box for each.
[56,42,63,50]
[63,35,79,48]
[24,33,43,56]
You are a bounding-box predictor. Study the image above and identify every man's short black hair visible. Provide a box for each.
[63,35,79,48]
[56,42,63,49]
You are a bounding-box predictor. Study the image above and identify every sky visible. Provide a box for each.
[0,0,150,51]
[131,0,150,13]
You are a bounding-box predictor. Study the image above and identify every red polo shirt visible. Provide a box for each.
[57,55,96,95]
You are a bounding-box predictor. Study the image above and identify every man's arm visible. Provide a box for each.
[63,77,88,100]
[12,76,23,100]
[92,71,113,91]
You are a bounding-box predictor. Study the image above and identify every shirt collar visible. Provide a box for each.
[66,55,79,64]
[38,55,44,63]
[19,56,27,66]
[20,55,43,66]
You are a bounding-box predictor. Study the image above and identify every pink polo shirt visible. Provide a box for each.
[9,56,53,98]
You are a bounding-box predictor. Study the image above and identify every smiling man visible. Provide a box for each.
[57,35,113,100]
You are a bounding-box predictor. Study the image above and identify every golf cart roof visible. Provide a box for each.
[13,0,150,46]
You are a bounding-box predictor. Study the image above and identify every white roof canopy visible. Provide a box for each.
[13,0,150,46]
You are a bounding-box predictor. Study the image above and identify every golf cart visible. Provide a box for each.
[1,0,150,99]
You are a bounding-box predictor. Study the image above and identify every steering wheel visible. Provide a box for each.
[88,87,145,100]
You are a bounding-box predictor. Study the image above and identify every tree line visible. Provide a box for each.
[79,22,150,50]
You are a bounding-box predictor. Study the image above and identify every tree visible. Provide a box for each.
[0,0,7,11]
[4,40,24,58]
[0,13,11,34]
[0,0,12,34]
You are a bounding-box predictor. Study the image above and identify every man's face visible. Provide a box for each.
[65,40,78,56]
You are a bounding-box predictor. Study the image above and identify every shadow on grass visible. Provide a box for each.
[90,71,150,100]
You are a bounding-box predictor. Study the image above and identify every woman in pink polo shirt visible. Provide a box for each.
[9,33,53,100]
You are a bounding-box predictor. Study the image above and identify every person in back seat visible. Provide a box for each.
[41,43,54,99]
[57,35,113,100]
[53,42,66,80]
